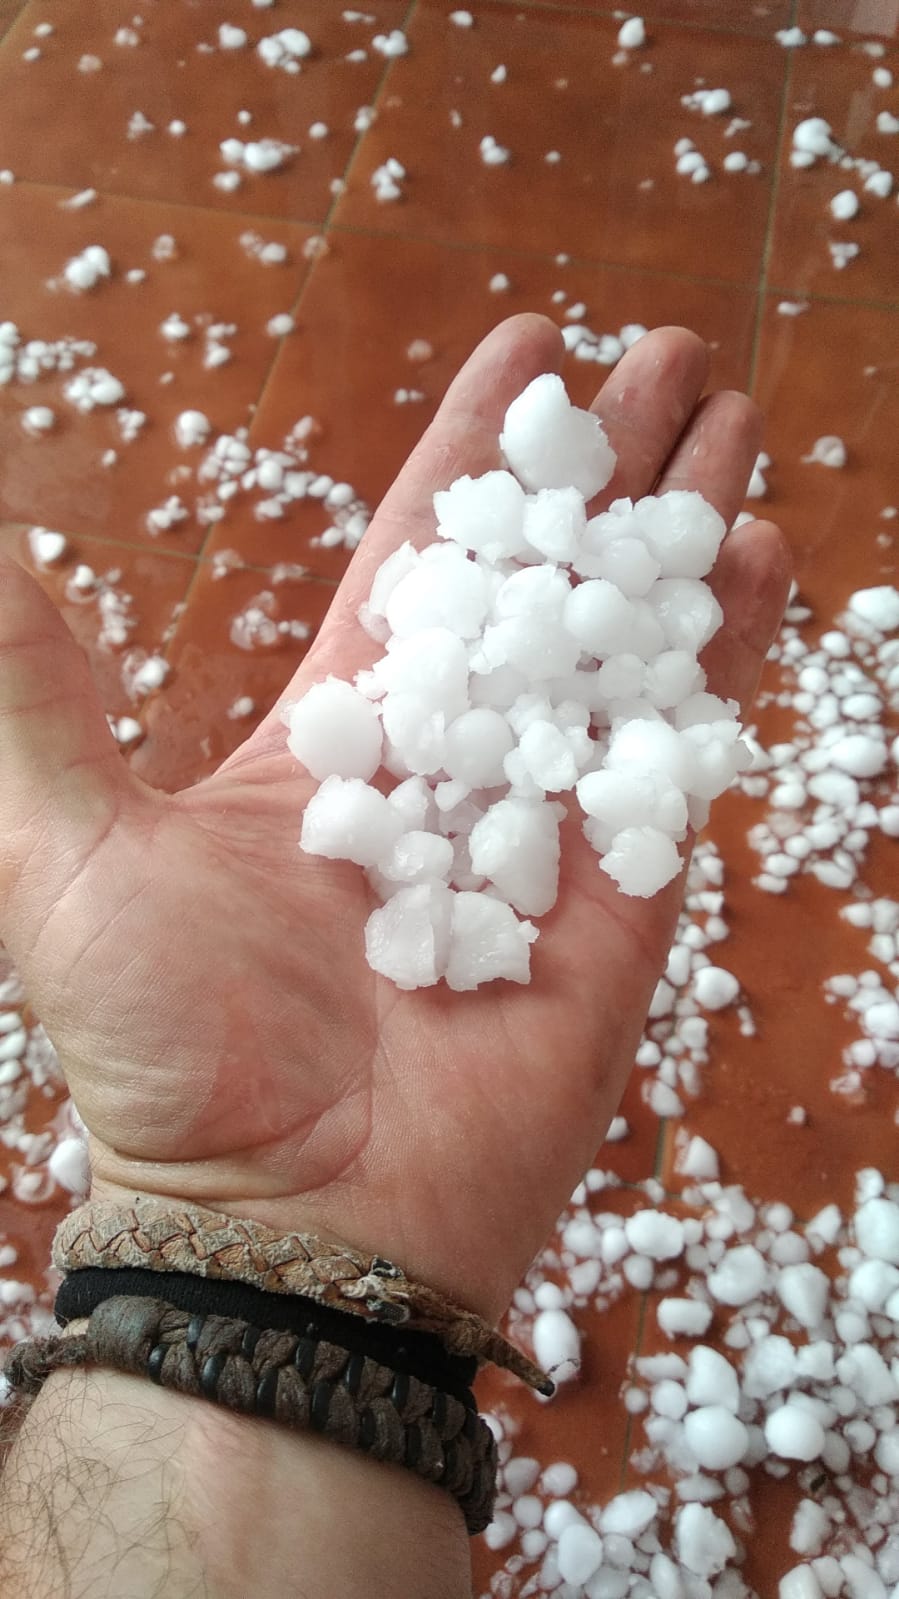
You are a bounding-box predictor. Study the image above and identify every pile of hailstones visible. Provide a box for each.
[285,374,749,991]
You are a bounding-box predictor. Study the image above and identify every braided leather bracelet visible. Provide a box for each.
[5,1296,499,1535]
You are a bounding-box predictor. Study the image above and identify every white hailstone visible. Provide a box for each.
[624,1210,685,1261]
[648,578,723,653]
[532,1307,580,1382]
[848,1260,899,1310]
[686,1346,739,1412]
[131,656,168,693]
[28,527,67,565]
[557,1524,604,1585]
[468,798,560,916]
[563,578,636,656]
[63,244,112,291]
[373,628,469,716]
[836,1344,898,1406]
[257,27,311,68]
[630,491,727,579]
[827,734,887,777]
[219,23,247,48]
[780,1567,825,1598]
[777,1263,830,1328]
[707,1245,769,1306]
[301,777,403,867]
[793,117,834,157]
[365,883,452,989]
[575,525,661,594]
[445,893,537,990]
[522,486,586,562]
[607,716,696,790]
[877,111,899,134]
[287,679,382,780]
[693,965,740,1009]
[855,1198,899,1263]
[657,1298,714,1339]
[64,368,125,410]
[600,826,682,896]
[847,586,899,632]
[174,409,211,448]
[677,1135,719,1180]
[803,435,848,468]
[790,1500,831,1558]
[372,28,408,57]
[385,547,489,639]
[21,405,55,435]
[434,470,528,560]
[674,1503,737,1579]
[599,1490,657,1538]
[830,189,859,220]
[765,1403,826,1461]
[617,16,646,49]
[684,1406,749,1471]
[48,1136,90,1194]
[444,708,514,786]
[378,831,454,885]
[267,313,295,336]
[509,720,590,792]
[577,768,688,850]
[500,374,616,500]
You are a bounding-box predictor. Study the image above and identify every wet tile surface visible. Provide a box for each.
[0,184,317,551]
[0,0,409,218]
[767,40,899,303]
[333,3,786,283]
[0,520,196,718]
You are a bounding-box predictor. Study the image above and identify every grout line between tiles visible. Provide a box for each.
[618,1290,650,1491]
[3,173,334,235]
[747,43,796,393]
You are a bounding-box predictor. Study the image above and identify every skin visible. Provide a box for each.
[0,313,790,1330]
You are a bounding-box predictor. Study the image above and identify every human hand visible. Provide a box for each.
[0,314,790,1323]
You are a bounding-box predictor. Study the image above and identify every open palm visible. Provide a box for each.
[0,316,789,1323]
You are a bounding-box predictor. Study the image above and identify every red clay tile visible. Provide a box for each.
[201,227,758,580]
[767,41,899,303]
[0,520,196,720]
[332,3,785,283]
[520,0,792,30]
[0,184,317,551]
[128,562,334,792]
[798,0,899,37]
[0,0,408,218]
[750,295,898,606]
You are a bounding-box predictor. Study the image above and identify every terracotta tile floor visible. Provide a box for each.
[0,4,897,1595]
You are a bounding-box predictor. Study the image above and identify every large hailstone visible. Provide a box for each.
[286,678,383,780]
[468,798,560,916]
[500,373,616,500]
[434,470,528,561]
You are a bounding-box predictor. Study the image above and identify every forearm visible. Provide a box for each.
[0,1365,472,1599]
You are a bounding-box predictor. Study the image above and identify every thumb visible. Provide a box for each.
[0,554,133,905]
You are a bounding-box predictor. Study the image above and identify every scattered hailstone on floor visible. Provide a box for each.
[286,372,746,990]
[617,16,646,50]
[802,435,847,469]
[61,244,112,292]
[28,527,67,565]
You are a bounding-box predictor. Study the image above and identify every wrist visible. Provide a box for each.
[0,1365,472,1599]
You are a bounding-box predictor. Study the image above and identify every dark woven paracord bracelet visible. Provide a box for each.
[5,1296,498,1535]
[55,1267,478,1400]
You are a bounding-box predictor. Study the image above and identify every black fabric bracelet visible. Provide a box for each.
[55,1269,479,1402]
